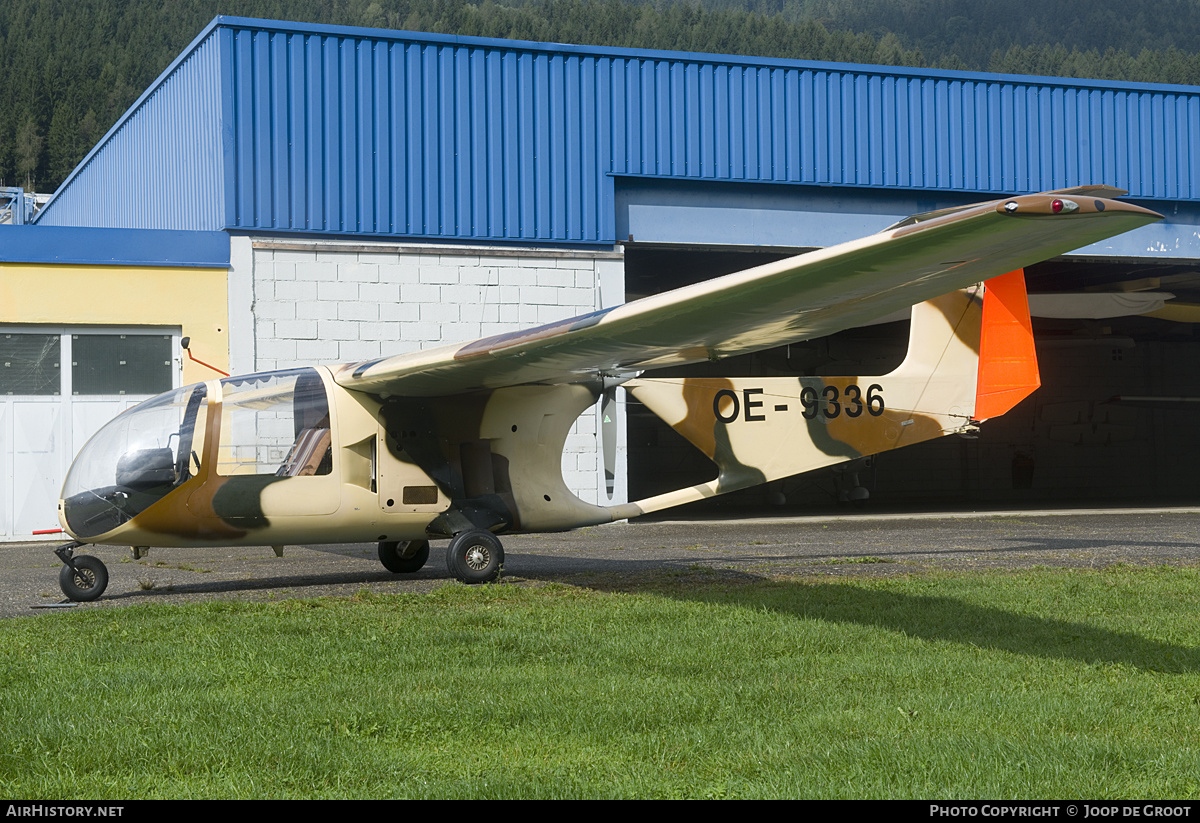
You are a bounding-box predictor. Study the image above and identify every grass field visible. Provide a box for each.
[2,565,1199,799]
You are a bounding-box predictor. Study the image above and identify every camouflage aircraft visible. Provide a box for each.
[53,187,1161,600]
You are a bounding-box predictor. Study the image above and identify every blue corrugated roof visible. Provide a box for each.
[34,15,1200,242]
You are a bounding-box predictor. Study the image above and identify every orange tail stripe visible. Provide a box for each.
[975,269,1040,421]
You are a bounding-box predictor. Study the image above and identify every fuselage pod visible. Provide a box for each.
[58,366,453,548]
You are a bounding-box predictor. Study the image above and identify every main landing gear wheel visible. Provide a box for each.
[445,530,504,584]
[378,540,430,573]
[58,554,109,602]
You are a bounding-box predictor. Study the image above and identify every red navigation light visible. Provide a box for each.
[1051,199,1064,213]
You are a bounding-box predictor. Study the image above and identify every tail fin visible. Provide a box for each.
[614,273,1038,518]
[975,269,1040,420]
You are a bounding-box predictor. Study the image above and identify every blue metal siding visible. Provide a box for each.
[35,16,1200,241]
[0,226,229,267]
[214,30,617,241]
[35,29,225,230]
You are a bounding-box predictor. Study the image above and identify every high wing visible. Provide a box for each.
[334,187,1161,397]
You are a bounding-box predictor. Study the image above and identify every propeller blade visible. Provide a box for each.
[601,387,617,498]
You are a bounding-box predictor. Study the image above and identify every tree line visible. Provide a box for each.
[2,0,1197,192]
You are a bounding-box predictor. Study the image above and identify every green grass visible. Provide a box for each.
[2,565,1200,798]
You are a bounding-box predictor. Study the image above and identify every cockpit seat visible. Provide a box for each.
[277,427,332,477]
[115,448,176,490]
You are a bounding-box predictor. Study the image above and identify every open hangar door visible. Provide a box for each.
[623,245,1200,514]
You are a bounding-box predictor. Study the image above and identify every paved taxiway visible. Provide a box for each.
[4,508,1200,617]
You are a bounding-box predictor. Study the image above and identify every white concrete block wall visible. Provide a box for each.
[245,240,626,505]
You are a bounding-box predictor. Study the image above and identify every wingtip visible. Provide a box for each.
[995,193,1163,220]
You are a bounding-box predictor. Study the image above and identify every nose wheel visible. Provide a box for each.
[53,541,109,602]
[445,530,504,584]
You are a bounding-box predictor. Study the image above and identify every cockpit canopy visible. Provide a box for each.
[61,368,331,539]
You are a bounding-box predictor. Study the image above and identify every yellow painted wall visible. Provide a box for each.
[0,263,228,385]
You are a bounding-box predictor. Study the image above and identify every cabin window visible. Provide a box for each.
[216,368,332,477]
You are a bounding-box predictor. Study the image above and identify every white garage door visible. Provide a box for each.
[1,328,179,539]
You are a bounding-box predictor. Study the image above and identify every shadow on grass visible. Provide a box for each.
[663,577,1200,673]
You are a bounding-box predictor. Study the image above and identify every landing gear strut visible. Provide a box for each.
[54,541,109,602]
[445,530,504,584]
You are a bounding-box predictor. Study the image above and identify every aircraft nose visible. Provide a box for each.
[60,382,209,540]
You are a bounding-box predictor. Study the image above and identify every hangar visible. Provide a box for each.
[4,15,1200,537]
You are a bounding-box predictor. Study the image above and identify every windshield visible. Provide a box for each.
[61,382,209,538]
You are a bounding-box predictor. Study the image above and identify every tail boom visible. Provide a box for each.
[612,273,1037,519]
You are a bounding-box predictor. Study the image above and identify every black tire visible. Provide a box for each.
[378,540,430,573]
[59,555,109,602]
[445,530,503,584]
